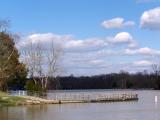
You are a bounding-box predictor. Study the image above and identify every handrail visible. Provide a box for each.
[8,90,138,101]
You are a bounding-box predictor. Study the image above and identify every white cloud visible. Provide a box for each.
[124,49,137,55]
[107,32,138,48]
[18,32,137,53]
[64,38,108,52]
[102,17,135,29]
[140,7,160,30]
[133,60,153,67]
[17,33,108,53]
[124,47,160,56]
[17,33,73,49]
[139,47,160,55]
[97,50,117,57]
[88,60,105,66]
[113,32,133,43]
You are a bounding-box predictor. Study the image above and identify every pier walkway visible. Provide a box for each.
[9,91,138,104]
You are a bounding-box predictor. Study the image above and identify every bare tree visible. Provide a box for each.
[23,39,62,90]
[45,40,62,88]
[23,42,37,84]
[151,56,160,89]
[152,62,160,76]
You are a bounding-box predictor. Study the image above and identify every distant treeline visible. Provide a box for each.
[53,72,160,90]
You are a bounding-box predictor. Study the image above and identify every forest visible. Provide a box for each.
[49,71,160,90]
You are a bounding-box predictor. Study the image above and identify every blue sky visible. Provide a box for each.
[1,0,160,76]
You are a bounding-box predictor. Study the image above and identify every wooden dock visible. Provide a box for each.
[47,93,138,103]
[10,91,138,104]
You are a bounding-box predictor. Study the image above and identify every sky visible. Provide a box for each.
[1,0,160,76]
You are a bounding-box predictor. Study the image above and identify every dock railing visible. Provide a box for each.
[9,90,138,102]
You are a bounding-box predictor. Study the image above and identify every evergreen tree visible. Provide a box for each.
[0,32,27,91]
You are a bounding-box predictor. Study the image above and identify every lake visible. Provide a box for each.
[0,90,160,120]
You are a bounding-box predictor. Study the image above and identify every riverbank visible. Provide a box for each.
[0,91,58,106]
[0,91,26,106]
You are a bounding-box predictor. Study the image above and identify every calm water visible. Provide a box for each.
[0,90,160,120]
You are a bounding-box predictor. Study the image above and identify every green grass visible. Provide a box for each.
[0,91,8,96]
[0,91,26,106]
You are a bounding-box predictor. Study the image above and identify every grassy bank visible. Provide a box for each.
[0,91,59,106]
[0,91,26,106]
